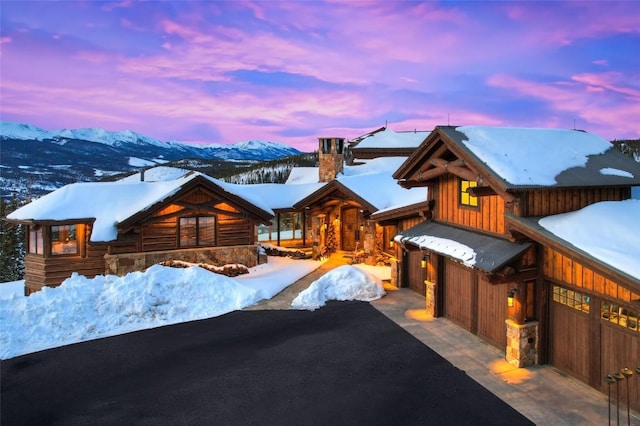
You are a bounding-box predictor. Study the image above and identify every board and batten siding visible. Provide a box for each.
[519,187,629,217]
[544,247,640,304]
[437,174,505,235]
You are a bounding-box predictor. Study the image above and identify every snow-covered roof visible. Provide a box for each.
[7,172,275,242]
[285,167,319,184]
[237,181,326,211]
[337,157,426,211]
[396,221,532,271]
[119,166,192,182]
[352,127,428,149]
[538,199,640,281]
[444,126,640,188]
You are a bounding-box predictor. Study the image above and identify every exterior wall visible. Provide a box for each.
[105,245,261,276]
[519,187,630,217]
[436,174,505,236]
[544,247,640,303]
[24,224,107,295]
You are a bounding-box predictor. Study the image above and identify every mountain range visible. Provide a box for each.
[0,121,303,200]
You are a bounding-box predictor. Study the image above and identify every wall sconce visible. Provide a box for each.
[360,223,364,231]
[507,289,518,307]
[421,254,428,268]
[389,238,395,248]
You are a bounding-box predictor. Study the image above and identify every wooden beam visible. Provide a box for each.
[467,186,497,197]
[488,267,538,284]
[399,180,429,188]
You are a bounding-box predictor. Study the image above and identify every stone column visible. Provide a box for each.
[425,280,436,316]
[505,320,539,367]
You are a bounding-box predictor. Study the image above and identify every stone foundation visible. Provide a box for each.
[505,319,539,367]
[105,245,263,276]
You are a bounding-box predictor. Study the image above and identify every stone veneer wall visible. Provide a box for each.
[505,319,539,367]
[104,245,263,276]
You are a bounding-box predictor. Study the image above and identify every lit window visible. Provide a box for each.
[460,180,478,207]
[51,225,78,255]
[552,285,590,313]
[180,216,216,247]
[601,301,639,332]
[29,225,43,254]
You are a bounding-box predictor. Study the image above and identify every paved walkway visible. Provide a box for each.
[246,252,640,426]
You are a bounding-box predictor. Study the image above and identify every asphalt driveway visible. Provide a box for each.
[1,301,533,426]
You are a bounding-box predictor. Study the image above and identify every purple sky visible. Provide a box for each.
[1,1,639,152]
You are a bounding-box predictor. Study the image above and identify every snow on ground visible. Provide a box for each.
[539,199,640,280]
[0,257,389,360]
[291,265,386,311]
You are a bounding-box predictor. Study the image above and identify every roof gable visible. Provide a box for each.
[7,172,274,242]
[395,126,640,191]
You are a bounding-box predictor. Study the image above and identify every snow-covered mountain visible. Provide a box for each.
[0,121,303,200]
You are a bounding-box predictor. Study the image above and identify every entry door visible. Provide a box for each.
[403,250,426,296]
[341,207,358,251]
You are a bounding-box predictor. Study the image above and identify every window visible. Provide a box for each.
[336,138,344,154]
[460,180,478,207]
[51,225,78,255]
[29,225,43,254]
[321,138,332,154]
[552,285,590,313]
[179,216,216,247]
[601,301,639,332]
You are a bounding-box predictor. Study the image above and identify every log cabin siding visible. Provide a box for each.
[544,247,640,304]
[520,187,629,217]
[437,174,505,235]
[218,218,254,246]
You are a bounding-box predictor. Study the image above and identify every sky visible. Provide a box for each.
[1,1,639,152]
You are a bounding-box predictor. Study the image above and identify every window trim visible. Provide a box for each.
[459,179,479,208]
[179,216,217,247]
[50,224,79,256]
[29,225,44,255]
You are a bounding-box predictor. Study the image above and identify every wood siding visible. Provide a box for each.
[437,174,505,236]
[600,323,639,410]
[544,247,640,305]
[519,187,629,217]
[24,245,107,294]
[218,218,253,246]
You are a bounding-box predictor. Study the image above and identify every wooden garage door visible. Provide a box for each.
[550,296,590,383]
[444,259,474,331]
[477,277,508,349]
[403,250,426,296]
[600,320,639,411]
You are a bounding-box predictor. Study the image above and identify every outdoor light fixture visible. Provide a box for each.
[389,238,395,248]
[507,289,518,307]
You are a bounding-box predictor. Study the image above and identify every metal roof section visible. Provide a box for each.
[397,220,532,273]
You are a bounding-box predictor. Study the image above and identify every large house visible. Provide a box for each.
[7,124,640,410]
[392,125,640,410]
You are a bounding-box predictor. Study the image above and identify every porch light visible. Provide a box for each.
[360,223,364,231]
[507,289,518,307]
[389,238,395,248]
[421,255,427,268]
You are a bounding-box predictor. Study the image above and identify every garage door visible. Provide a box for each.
[477,276,508,349]
[550,285,590,383]
[444,259,474,331]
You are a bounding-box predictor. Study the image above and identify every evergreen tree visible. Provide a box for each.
[0,195,25,282]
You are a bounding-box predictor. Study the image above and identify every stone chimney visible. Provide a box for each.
[318,137,345,182]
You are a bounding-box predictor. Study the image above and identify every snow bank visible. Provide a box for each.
[291,265,385,311]
[0,265,259,359]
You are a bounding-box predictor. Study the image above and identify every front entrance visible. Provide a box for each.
[341,207,359,251]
